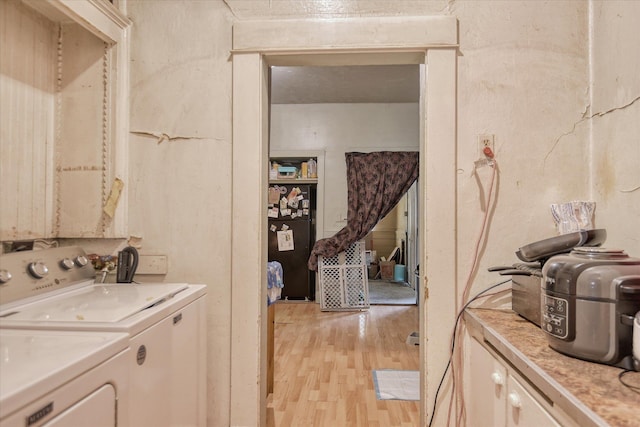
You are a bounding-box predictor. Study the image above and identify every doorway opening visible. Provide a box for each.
[365,182,419,306]
[269,64,420,306]
[230,16,458,427]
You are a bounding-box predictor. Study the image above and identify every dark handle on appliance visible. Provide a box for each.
[488,266,514,272]
[620,314,635,326]
[173,313,183,325]
[618,276,640,295]
[498,269,532,276]
[620,284,640,294]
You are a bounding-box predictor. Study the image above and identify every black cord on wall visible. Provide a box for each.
[427,278,511,427]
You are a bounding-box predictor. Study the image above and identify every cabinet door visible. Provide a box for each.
[129,319,173,427]
[467,337,507,426]
[128,299,206,427]
[506,374,561,427]
[43,384,116,427]
[170,297,207,427]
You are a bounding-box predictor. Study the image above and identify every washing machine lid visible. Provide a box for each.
[0,329,127,419]
[0,283,188,323]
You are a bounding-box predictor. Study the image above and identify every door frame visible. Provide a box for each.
[231,16,458,426]
[406,180,419,293]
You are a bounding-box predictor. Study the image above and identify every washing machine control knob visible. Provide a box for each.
[28,261,49,279]
[0,269,11,284]
[74,255,89,267]
[60,258,75,270]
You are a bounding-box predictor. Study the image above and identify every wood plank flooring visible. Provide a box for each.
[267,302,420,427]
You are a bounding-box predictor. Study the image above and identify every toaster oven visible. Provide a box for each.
[490,229,606,328]
[511,270,542,327]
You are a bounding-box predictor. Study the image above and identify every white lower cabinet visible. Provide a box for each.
[505,373,560,427]
[466,336,575,427]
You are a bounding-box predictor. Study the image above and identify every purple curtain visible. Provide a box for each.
[308,151,419,270]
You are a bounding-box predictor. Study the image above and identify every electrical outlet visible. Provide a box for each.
[478,134,495,158]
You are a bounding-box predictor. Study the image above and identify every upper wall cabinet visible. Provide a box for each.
[269,156,319,184]
[0,0,131,241]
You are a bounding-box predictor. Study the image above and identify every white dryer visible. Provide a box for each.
[0,329,129,427]
[0,246,207,427]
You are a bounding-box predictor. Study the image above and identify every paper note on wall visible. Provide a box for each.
[103,178,124,218]
[277,230,294,251]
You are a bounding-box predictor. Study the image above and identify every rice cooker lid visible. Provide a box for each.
[570,247,627,259]
[543,248,640,300]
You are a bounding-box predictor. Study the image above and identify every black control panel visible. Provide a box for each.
[542,294,569,339]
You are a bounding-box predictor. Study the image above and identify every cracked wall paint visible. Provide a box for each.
[620,185,640,193]
[545,95,640,163]
[131,130,207,144]
[590,1,640,253]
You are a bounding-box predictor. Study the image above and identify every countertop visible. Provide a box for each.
[464,308,640,427]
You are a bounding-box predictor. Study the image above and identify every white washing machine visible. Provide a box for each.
[0,329,129,427]
[0,246,207,427]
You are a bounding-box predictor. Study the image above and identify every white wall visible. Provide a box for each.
[454,1,592,289]
[0,0,56,241]
[591,1,640,255]
[126,2,233,425]
[270,103,419,238]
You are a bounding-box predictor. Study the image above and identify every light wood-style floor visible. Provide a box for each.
[267,302,420,427]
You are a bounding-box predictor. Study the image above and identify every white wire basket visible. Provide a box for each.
[318,240,369,311]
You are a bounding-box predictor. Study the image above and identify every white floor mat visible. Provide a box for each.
[372,370,419,401]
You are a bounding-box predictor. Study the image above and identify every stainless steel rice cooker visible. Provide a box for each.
[541,247,640,371]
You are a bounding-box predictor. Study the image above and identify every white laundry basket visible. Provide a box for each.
[318,240,369,311]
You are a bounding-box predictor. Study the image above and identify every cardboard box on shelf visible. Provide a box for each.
[379,260,396,280]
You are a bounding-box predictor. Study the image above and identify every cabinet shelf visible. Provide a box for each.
[1,0,131,240]
[269,179,318,185]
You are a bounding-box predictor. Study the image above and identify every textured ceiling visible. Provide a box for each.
[270,65,420,104]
